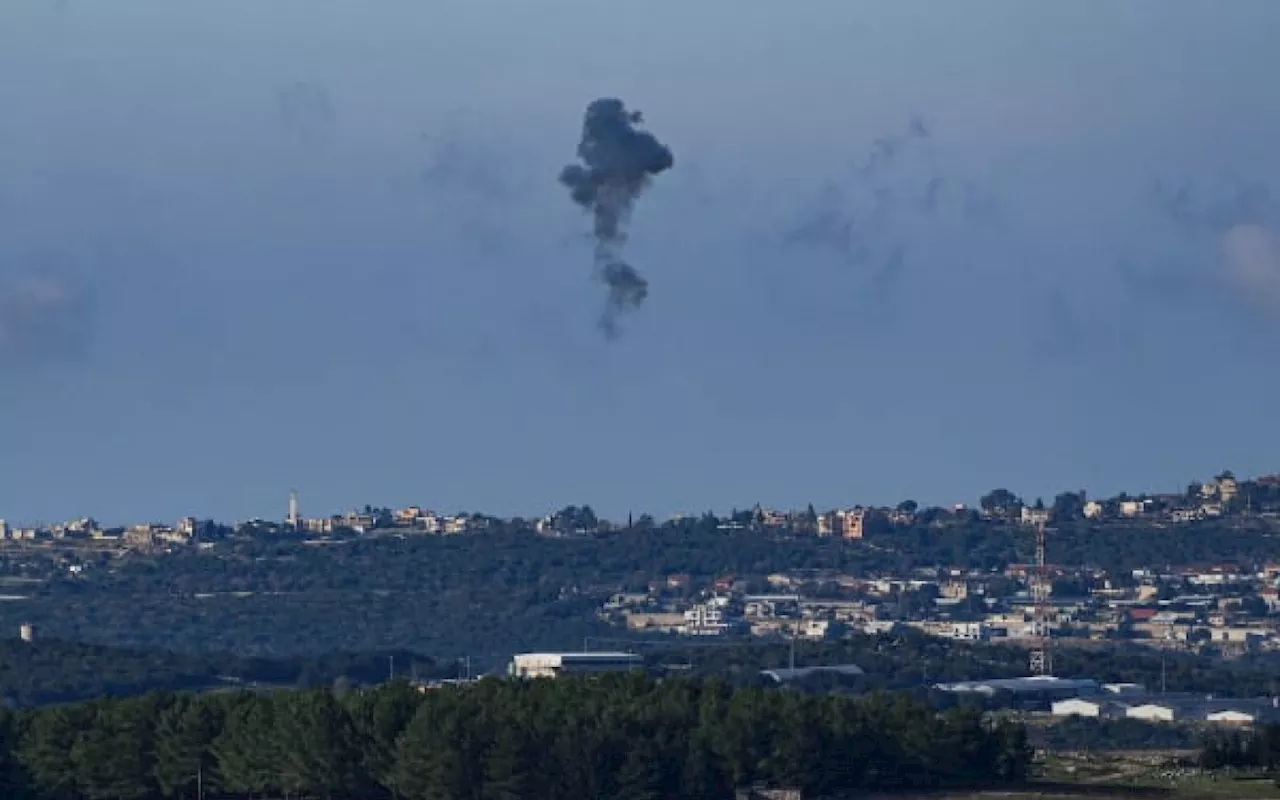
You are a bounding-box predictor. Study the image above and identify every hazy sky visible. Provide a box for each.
[2,0,1279,525]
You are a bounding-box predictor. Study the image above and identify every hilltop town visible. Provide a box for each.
[0,469,1268,545]
[3,470,1280,663]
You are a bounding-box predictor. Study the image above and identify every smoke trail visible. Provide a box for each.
[1150,178,1274,235]
[785,116,936,271]
[559,98,674,339]
[858,115,929,178]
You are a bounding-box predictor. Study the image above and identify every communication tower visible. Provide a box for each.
[1029,520,1053,675]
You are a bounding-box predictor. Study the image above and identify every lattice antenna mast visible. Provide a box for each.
[1029,520,1053,675]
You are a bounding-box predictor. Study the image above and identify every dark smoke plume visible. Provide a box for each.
[559,98,674,339]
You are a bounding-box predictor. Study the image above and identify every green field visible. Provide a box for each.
[1030,751,1280,799]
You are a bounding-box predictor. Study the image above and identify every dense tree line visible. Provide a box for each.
[0,639,450,707]
[1037,717,1197,751]
[1200,724,1280,770]
[0,674,1032,799]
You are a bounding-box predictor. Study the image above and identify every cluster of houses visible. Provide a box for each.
[0,506,483,546]
[602,563,1280,655]
[4,469,1280,551]
[287,506,477,536]
[0,517,209,546]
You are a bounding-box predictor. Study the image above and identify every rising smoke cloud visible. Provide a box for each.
[559,98,674,339]
[1145,179,1280,316]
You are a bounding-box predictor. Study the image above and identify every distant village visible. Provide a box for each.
[1,470,1274,546]
[600,560,1280,656]
[2,472,1278,660]
[7,471,1280,729]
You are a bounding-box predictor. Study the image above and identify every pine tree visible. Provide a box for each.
[274,689,370,799]
[71,700,158,800]
[614,731,667,800]
[19,704,84,800]
[153,696,222,799]
[481,716,538,800]
[346,678,424,795]
[394,700,473,800]
[0,708,32,800]
[213,694,280,798]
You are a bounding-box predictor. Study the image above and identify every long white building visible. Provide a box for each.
[508,651,644,679]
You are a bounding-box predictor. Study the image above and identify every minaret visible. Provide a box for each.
[288,489,300,530]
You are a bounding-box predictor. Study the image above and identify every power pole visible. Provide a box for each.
[1029,520,1053,676]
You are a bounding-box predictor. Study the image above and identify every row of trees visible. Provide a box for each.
[1,674,1032,800]
[1200,723,1280,771]
[1199,721,1280,772]
[0,638,452,707]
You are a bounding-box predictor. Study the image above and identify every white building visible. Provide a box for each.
[1127,698,1280,725]
[1119,500,1149,518]
[934,676,1099,699]
[1102,683,1147,697]
[1051,698,1128,719]
[1020,506,1051,526]
[800,619,832,640]
[1207,710,1261,725]
[682,603,730,636]
[508,652,643,679]
[947,622,988,641]
[1126,702,1181,722]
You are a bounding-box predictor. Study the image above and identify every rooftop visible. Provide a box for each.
[513,651,642,660]
[934,676,1099,695]
[761,664,865,683]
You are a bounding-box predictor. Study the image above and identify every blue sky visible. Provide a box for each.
[2,0,1279,525]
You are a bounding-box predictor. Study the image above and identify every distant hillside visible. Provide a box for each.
[4,520,1278,662]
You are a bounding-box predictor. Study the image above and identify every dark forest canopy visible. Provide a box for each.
[0,638,451,708]
[0,675,1032,800]
[2,518,1278,660]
